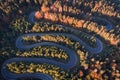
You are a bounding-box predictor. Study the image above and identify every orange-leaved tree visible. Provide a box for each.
[76,20,84,28]
[35,11,43,20]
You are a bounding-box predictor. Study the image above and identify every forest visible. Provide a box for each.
[0,0,120,80]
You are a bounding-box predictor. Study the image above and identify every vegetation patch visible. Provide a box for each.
[16,46,68,61]
[6,62,68,80]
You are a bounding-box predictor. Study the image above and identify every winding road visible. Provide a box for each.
[1,42,77,80]
[28,11,104,53]
[1,32,103,80]
[16,33,103,53]
[91,17,113,31]
[2,11,115,80]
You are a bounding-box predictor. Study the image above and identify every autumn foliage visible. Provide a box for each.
[110,39,119,45]
[76,20,84,28]
[33,1,120,46]
[35,11,43,20]
[41,5,50,12]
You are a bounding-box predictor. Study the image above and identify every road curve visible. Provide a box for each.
[28,11,36,24]
[60,25,103,54]
[91,17,113,31]
[28,11,103,53]
[16,33,103,53]
[1,42,77,80]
